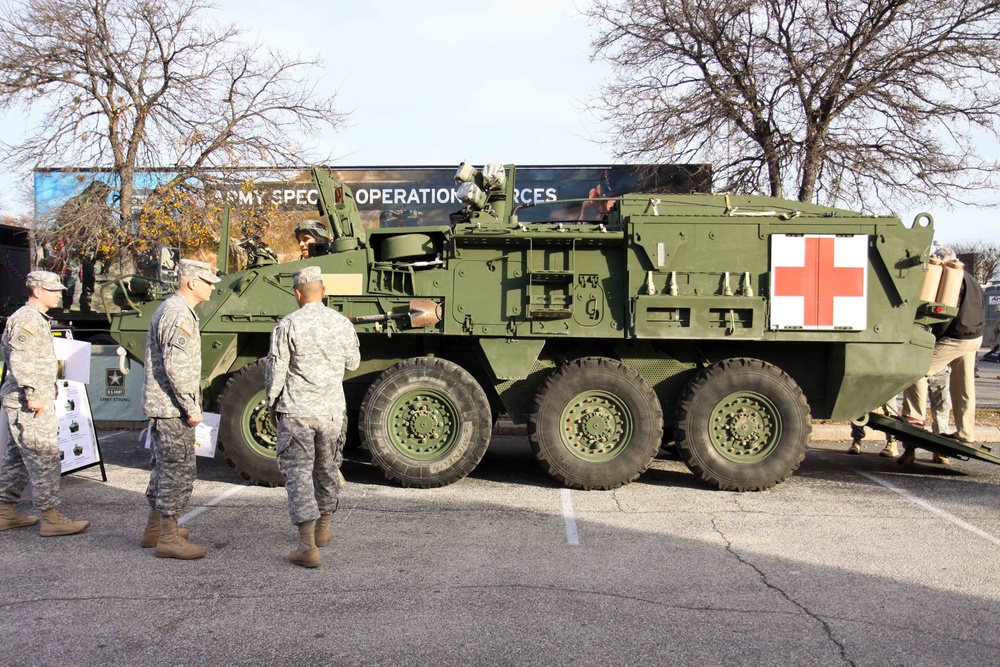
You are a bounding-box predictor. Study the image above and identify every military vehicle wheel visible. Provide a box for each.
[218,360,284,487]
[359,357,491,488]
[675,358,811,491]
[528,357,663,490]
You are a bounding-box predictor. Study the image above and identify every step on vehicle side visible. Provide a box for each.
[111,162,952,491]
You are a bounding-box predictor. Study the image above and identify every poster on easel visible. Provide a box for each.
[55,380,106,479]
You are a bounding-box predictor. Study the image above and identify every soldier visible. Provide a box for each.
[989,304,1000,351]
[141,259,219,559]
[846,423,898,457]
[0,271,89,536]
[294,219,331,259]
[900,247,985,463]
[266,266,360,568]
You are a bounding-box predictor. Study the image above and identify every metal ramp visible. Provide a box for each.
[864,412,1000,465]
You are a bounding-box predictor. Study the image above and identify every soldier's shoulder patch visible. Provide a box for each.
[176,335,189,348]
[20,323,38,336]
[178,322,193,337]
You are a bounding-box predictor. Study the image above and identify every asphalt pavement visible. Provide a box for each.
[2,422,1000,666]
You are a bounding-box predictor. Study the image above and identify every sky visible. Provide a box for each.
[0,0,997,242]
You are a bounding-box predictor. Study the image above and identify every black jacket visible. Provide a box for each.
[934,270,985,340]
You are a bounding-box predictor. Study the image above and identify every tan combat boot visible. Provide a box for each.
[315,514,332,548]
[140,509,189,548]
[0,502,38,531]
[898,445,917,465]
[846,440,862,455]
[290,521,321,568]
[879,440,899,458]
[39,508,90,536]
[154,516,207,560]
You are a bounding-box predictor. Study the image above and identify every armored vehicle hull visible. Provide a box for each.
[112,164,943,491]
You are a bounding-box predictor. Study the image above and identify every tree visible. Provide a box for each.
[0,0,345,259]
[949,241,1000,284]
[586,0,1000,211]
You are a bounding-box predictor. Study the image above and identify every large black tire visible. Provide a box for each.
[675,358,811,491]
[528,357,663,490]
[217,360,284,487]
[359,357,491,488]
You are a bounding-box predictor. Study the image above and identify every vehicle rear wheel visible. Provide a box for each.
[217,359,284,487]
[528,357,663,490]
[675,358,811,491]
[359,357,491,488]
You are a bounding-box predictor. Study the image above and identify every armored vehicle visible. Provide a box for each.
[110,162,968,491]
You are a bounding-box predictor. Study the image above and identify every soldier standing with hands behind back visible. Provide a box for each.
[141,259,219,559]
[266,266,360,568]
[0,271,89,536]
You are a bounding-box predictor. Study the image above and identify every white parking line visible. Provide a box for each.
[178,483,249,525]
[853,469,1000,547]
[560,488,580,546]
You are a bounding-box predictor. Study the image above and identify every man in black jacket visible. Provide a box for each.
[900,247,985,461]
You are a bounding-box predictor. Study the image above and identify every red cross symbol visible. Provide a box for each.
[773,237,865,326]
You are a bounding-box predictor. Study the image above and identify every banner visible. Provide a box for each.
[85,345,145,421]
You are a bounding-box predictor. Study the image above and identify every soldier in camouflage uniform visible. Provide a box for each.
[0,271,90,536]
[266,265,360,568]
[989,304,1000,350]
[294,219,331,259]
[141,259,219,559]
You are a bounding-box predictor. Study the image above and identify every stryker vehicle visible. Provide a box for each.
[109,162,996,492]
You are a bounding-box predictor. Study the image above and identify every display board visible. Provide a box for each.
[55,380,106,479]
[0,381,106,480]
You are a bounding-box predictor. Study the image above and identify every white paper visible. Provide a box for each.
[194,412,220,458]
[144,411,219,458]
[52,338,93,384]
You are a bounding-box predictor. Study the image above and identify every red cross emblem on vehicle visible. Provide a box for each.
[770,235,868,330]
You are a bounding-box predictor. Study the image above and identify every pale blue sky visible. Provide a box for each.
[1,0,996,242]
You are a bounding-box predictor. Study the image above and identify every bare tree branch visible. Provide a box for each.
[0,0,346,258]
[587,0,1000,210]
[949,240,1000,283]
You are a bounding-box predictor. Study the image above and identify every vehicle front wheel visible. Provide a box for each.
[217,359,284,487]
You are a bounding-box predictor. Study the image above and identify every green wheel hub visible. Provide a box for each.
[559,391,633,462]
[710,391,781,462]
[387,389,459,460]
[242,389,277,457]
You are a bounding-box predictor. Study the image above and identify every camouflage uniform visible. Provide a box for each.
[142,292,203,516]
[0,303,61,510]
[927,366,952,435]
[266,273,360,526]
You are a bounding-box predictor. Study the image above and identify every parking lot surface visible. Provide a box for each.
[2,426,1000,667]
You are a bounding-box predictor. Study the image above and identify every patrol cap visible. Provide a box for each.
[26,270,66,291]
[293,266,323,286]
[178,258,221,284]
[294,219,331,241]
